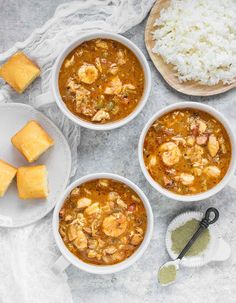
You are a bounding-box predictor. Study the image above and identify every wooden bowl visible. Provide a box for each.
[145,0,236,96]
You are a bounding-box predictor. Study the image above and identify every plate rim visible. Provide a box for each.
[0,102,72,228]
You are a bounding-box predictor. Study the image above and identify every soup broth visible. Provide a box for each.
[143,109,231,195]
[59,179,147,265]
[58,39,145,124]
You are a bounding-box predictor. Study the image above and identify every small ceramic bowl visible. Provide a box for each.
[34,31,151,131]
[165,211,231,267]
[138,102,236,202]
[52,173,154,275]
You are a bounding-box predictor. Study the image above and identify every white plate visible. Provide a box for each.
[0,103,71,228]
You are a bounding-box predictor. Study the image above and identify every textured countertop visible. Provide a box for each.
[1,1,236,303]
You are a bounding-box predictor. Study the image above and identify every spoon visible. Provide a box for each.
[158,207,219,286]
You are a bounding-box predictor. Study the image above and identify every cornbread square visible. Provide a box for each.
[11,120,54,163]
[17,165,48,199]
[0,52,40,93]
[0,160,17,197]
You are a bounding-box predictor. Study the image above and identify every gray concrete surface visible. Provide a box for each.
[1,1,236,303]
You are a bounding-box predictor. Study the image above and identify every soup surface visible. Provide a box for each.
[59,179,147,265]
[143,109,231,195]
[58,39,144,124]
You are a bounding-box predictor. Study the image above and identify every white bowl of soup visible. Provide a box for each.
[34,32,151,130]
[52,173,154,274]
[139,102,236,202]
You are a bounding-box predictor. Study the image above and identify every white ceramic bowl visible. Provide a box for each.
[52,173,154,274]
[138,102,236,202]
[35,31,151,131]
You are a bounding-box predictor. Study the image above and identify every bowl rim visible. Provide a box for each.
[138,101,236,202]
[51,31,151,131]
[53,173,154,274]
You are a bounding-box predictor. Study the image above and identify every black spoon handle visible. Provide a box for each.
[177,208,219,260]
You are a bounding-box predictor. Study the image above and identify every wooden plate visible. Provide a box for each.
[145,0,236,96]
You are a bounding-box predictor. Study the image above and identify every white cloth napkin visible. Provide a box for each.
[0,1,154,302]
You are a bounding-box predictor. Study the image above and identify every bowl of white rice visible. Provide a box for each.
[145,0,236,96]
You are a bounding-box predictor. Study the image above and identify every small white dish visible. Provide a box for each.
[138,102,236,202]
[0,103,71,228]
[33,31,151,131]
[52,173,154,275]
[165,211,231,267]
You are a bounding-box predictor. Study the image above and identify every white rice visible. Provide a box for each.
[152,0,236,86]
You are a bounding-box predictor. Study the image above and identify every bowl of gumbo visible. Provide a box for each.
[54,174,153,274]
[139,103,235,201]
[54,32,150,130]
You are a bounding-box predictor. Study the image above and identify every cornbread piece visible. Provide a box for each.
[0,160,17,197]
[11,120,54,163]
[0,52,40,93]
[17,165,48,199]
